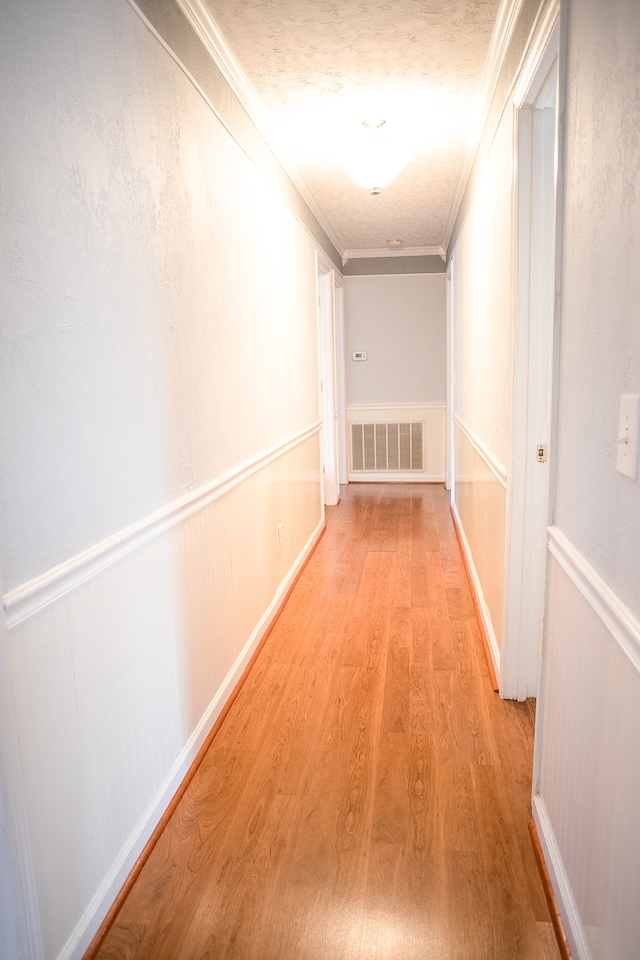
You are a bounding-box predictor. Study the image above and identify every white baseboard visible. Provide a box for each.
[348,472,444,483]
[59,515,324,960]
[450,501,501,678]
[532,795,592,960]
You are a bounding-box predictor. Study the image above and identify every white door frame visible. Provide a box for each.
[445,255,455,495]
[333,274,348,487]
[316,251,340,506]
[501,5,559,700]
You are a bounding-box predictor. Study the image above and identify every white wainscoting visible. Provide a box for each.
[535,527,640,960]
[346,403,445,482]
[452,417,507,678]
[2,426,323,960]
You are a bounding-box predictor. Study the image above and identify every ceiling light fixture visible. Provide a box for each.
[386,238,403,248]
[338,120,411,195]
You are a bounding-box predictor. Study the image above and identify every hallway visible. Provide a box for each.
[93,484,559,960]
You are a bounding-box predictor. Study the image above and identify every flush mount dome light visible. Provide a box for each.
[338,120,411,195]
[387,238,403,248]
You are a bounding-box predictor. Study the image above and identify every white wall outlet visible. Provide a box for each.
[616,394,639,480]
[276,522,284,552]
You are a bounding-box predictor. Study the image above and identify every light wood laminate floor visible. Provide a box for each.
[95,484,560,960]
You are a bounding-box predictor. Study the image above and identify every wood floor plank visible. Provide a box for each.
[392,528,412,608]
[380,606,411,733]
[94,484,560,960]
[424,551,449,620]
[371,732,411,844]
[407,607,435,735]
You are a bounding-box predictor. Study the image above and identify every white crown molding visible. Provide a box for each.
[443,0,527,251]
[343,245,446,263]
[175,0,346,257]
[4,422,322,629]
[512,0,560,108]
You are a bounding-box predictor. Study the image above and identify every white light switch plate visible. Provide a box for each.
[616,394,639,479]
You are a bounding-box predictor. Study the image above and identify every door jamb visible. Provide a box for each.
[445,255,455,495]
[316,250,340,506]
[501,6,560,700]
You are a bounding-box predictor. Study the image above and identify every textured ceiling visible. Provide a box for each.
[205,0,503,254]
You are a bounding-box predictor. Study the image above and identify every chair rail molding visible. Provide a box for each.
[547,525,640,676]
[4,422,322,630]
[452,414,507,487]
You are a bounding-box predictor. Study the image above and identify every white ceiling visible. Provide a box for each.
[201,0,504,255]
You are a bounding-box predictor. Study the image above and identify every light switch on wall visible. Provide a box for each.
[616,394,640,480]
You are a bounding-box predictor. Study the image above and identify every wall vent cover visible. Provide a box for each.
[351,421,424,472]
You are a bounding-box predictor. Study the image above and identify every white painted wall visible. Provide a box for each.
[0,803,20,960]
[344,273,446,405]
[534,2,640,958]
[551,0,640,618]
[537,539,640,960]
[0,1,327,957]
[0,0,320,592]
[452,109,513,467]
[0,578,23,960]
[450,106,514,672]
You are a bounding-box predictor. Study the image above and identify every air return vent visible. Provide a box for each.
[351,422,424,472]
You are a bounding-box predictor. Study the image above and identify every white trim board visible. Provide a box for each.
[532,795,592,960]
[512,0,560,108]
[347,402,445,416]
[342,246,446,262]
[4,422,322,629]
[500,12,559,702]
[452,415,507,486]
[547,526,640,678]
[349,473,445,484]
[451,501,501,677]
[56,514,325,960]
